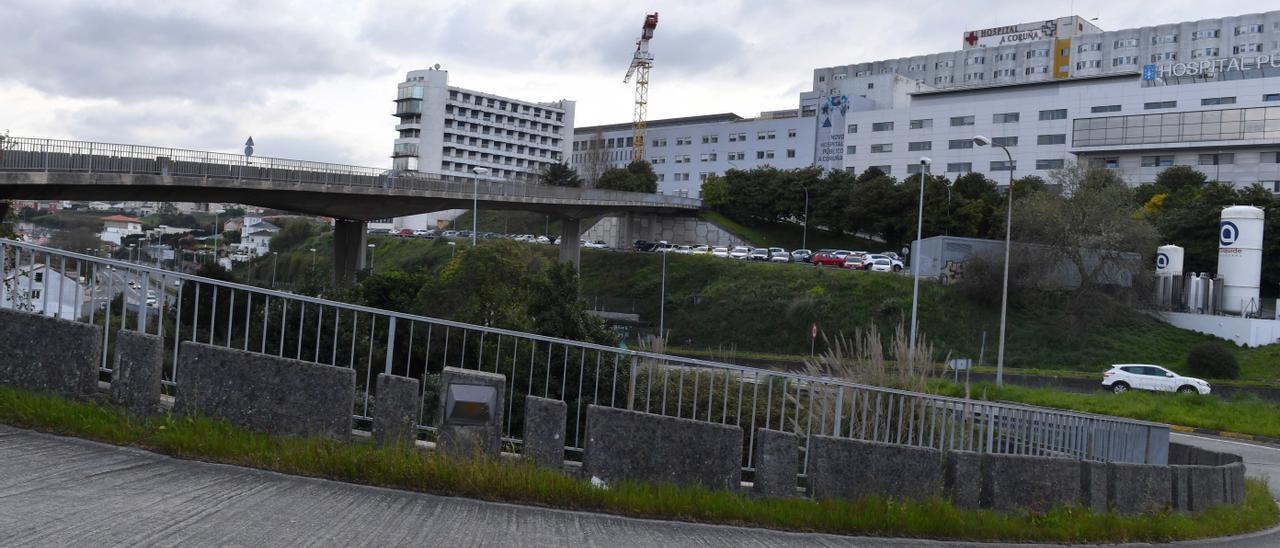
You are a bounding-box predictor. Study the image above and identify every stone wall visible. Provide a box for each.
[582,213,747,249]
[174,341,355,441]
[0,307,100,398]
[583,405,742,490]
[111,330,163,415]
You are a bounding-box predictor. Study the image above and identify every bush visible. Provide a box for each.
[1185,342,1239,379]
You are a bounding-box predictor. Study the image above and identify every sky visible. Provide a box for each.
[0,0,1269,167]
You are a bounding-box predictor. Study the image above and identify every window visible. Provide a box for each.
[728,151,745,161]
[674,154,691,164]
[1026,49,1050,59]
[845,145,856,154]
[673,173,690,181]
[1035,159,1065,170]
[870,143,893,153]
[728,132,747,142]
[909,119,932,129]
[650,156,666,164]
[1234,43,1264,54]
[1143,100,1177,110]
[935,60,954,69]
[991,136,1018,147]
[948,139,974,150]
[965,56,985,65]
[990,160,1015,171]
[699,172,714,181]
[1025,65,1049,75]
[701,135,718,144]
[756,150,776,160]
[907,163,932,174]
[1039,109,1067,121]
[1114,38,1138,48]
[993,68,1018,78]
[1266,94,1280,102]
[934,75,954,84]
[1235,24,1264,35]
[1037,134,1067,145]
[1075,60,1102,69]
[1264,152,1280,164]
[832,73,847,80]
[950,115,975,127]
[1077,43,1101,52]
[1191,29,1220,40]
[1112,56,1139,66]
[994,52,1017,62]
[847,124,858,133]
[965,72,985,81]
[908,141,932,151]
[946,162,972,173]
[700,153,717,162]
[993,112,1020,124]
[1198,153,1234,165]
[675,136,692,145]
[1150,52,1177,62]
[1191,48,1219,59]
[786,149,796,158]
[29,290,41,300]
[1091,157,1121,169]
[867,82,875,89]
[872,121,894,132]
[757,130,776,140]
[33,272,43,283]
[1202,96,1237,106]
[1091,105,1121,113]
[787,129,797,138]
[1151,34,1178,45]
[1141,155,1175,167]
[871,165,892,174]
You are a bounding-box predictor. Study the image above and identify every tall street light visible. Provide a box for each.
[447,241,457,258]
[659,249,667,339]
[908,157,931,364]
[367,243,377,272]
[212,208,226,258]
[270,251,279,288]
[471,167,489,247]
[973,135,1014,387]
[799,183,810,251]
[309,248,317,271]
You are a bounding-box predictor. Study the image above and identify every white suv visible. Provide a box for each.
[1101,364,1211,395]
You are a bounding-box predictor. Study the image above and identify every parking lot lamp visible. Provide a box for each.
[908,157,930,364]
[973,135,1014,387]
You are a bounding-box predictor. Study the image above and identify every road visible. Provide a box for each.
[0,424,1276,547]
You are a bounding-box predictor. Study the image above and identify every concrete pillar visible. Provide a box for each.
[559,217,581,264]
[333,219,367,287]
[372,373,422,448]
[618,212,633,249]
[522,395,567,469]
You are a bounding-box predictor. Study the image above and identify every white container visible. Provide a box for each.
[1156,245,1184,277]
[1217,206,1265,315]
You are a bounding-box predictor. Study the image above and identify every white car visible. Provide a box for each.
[691,244,711,255]
[581,240,609,249]
[867,258,894,272]
[729,246,752,260]
[865,254,905,272]
[711,246,730,258]
[768,247,790,263]
[1101,364,1211,395]
[674,245,693,254]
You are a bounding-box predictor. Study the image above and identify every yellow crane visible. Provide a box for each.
[623,12,659,163]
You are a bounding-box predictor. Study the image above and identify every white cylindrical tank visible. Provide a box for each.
[1217,206,1265,315]
[1156,245,1184,277]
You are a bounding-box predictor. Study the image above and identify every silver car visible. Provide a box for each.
[769,247,790,262]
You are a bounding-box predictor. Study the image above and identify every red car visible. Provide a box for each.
[811,250,844,267]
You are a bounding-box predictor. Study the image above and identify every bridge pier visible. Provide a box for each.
[559,217,581,265]
[333,219,367,287]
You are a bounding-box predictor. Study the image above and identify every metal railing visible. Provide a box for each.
[0,239,1169,470]
[0,136,701,209]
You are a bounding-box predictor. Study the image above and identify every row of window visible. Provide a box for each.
[1073,105,1280,147]
[855,110,1068,134]
[441,128,561,151]
[856,134,1067,154]
[858,159,1054,176]
[573,129,799,151]
[442,105,563,134]
[442,118,563,147]
[1088,151,1280,170]
[445,89,564,122]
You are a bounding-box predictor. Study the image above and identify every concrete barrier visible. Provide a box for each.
[1182,465,1226,513]
[372,374,420,448]
[983,453,1082,512]
[945,451,982,509]
[808,437,943,501]
[1223,462,1246,505]
[0,308,100,397]
[752,429,798,498]
[522,396,567,469]
[1108,462,1172,514]
[174,341,355,441]
[111,330,163,415]
[1081,460,1108,513]
[583,405,742,491]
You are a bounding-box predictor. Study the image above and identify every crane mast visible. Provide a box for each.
[624,12,658,163]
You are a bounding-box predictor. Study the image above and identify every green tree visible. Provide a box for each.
[594,161,659,193]
[270,219,318,253]
[699,174,730,209]
[539,162,583,188]
[529,262,616,345]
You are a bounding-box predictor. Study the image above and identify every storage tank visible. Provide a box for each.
[1217,206,1265,315]
[1156,245,1184,277]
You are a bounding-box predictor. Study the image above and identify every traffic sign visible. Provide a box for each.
[244,136,255,157]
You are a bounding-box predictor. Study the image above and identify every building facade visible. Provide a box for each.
[391,68,576,229]
[804,11,1280,188]
[572,110,816,197]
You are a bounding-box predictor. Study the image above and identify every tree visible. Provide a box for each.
[699,174,730,209]
[528,262,616,345]
[270,219,318,253]
[539,162,582,188]
[595,160,658,193]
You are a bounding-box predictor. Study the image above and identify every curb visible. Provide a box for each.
[1170,424,1280,446]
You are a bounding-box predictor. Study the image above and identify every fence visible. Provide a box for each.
[0,136,701,209]
[0,239,1170,471]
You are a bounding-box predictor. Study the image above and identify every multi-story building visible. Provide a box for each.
[803,11,1280,189]
[390,67,576,229]
[571,110,816,197]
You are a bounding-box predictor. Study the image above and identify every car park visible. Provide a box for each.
[711,246,730,258]
[790,249,813,263]
[749,248,771,261]
[729,246,752,260]
[768,247,790,263]
[1101,364,1211,395]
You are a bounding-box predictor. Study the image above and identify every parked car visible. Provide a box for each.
[654,241,675,253]
[1101,364,1211,395]
[712,246,730,258]
[674,245,694,254]
[633,239,657,252]
[729,246,752,260]
[790,249,813,263]
[535,235,552,244]
[368,228,392,235]
[582,240,609,249]
[840,255,866,270]
[768,247,790,263]
[442,230,459,238]
[865,253,904,272]
[691,244,711,255]
[749,247,771,261]
[867,258,894,272]
[811,250,844,267]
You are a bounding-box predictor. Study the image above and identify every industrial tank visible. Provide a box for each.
[1156,245,1184,277]
[1217,206,1265,315]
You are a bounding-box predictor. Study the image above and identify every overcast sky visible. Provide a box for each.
[0,0,1268,167]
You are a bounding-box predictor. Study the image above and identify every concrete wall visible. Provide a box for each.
[583,405,742,490]
[582,213,747,249]
[1156,311,1280,348]
[111,330,163,415]
[174,341,355,441]
[0,307,100,398]
[808,437,943,501]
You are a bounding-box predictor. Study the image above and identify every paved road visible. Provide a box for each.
[0,425,1277,547]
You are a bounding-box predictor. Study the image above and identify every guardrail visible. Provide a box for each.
[0,239,1169,469]
[0,136,701,209]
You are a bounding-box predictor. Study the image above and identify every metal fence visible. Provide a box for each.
[0,239,1170,470]
[0,136,701,209]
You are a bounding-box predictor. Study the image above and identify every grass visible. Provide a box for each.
[0,385,1276,543]
[936,381,1280,438]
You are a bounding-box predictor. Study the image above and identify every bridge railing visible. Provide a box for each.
[0,239,1169,470]
[0,136,700,209]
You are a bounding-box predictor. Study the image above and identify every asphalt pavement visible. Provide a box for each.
[0,424,1277,547]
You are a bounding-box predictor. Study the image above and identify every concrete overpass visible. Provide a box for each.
[0,136,700,283]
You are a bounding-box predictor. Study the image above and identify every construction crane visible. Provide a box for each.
[623,12,658,163]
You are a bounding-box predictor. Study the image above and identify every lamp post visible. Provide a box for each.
[659,249,667,339]
[309,248,317,271]
[471,167,489,247]
[270,251,278,288]
[367,243,377,272]
[128,244,136,263]
[908,157,931,363]
[212,208,226,258]
[799,183,810,251]
[447,241,456,258]
[973,135,1014,387]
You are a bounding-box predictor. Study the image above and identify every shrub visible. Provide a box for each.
[1185,341,1239,379]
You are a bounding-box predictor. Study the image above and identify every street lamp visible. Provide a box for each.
[799,183,810,251]
[908,157,931,364]
[973,135,1014,387]
[471,167,489,247]
[367,243,377,272]
[309,248,317,270]
[128,244,136,263]
[447,241,457,258]
[270,251,278,288]
[658,249,667,339]
[213,208,226,257]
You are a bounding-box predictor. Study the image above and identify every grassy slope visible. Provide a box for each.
[0,386,1275,543]
[700,211,884,251]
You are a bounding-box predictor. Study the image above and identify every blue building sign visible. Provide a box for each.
[1141,64,1157,80]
